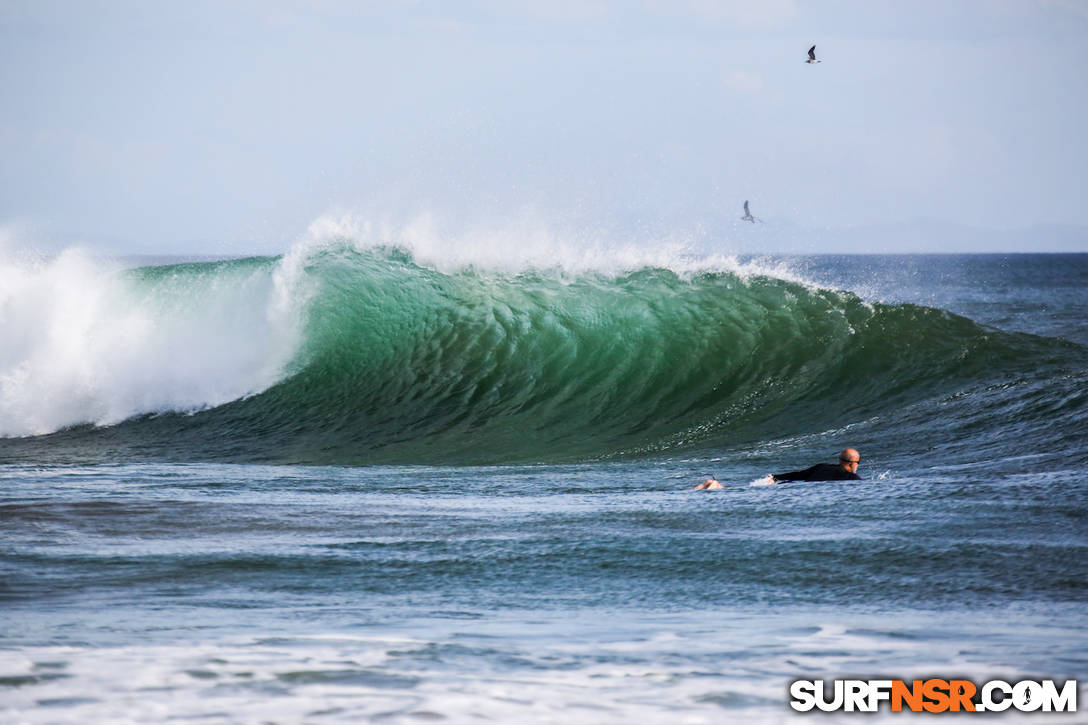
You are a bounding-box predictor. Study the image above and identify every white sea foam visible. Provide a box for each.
[0,248,304,437]
[0,631,837,724]
[0,615,1070,725]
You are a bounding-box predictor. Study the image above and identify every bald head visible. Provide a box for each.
[838,448,860,472]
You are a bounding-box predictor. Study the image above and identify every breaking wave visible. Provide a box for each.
[1,220,1084,465]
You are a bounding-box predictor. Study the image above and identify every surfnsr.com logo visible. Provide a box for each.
[790,679,1078,713]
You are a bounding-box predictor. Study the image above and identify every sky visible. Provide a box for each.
[1,0,1087,254]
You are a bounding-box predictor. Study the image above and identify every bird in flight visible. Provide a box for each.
[806,45,821,64]
[741,200,760,223]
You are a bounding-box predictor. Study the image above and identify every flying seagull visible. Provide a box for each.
[806,45,821,64]
[741,200,760,223]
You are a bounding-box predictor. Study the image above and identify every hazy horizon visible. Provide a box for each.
[3,0,1087,255]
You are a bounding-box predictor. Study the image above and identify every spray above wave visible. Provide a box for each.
[2,220,1082,466]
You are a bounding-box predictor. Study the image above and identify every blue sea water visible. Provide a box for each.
[1,245,1085,723]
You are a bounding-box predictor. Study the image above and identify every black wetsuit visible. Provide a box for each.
[771,463,860,482]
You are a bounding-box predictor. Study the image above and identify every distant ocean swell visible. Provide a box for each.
[1,240,1084,465]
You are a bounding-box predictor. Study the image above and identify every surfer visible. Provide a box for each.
[768,448,861,483]
[693,476,723,490]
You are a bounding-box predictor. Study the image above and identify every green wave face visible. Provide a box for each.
[193,246,1069,464]
[3,245,1081,465]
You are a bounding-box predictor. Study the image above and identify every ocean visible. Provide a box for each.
[1,237,1086,723]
